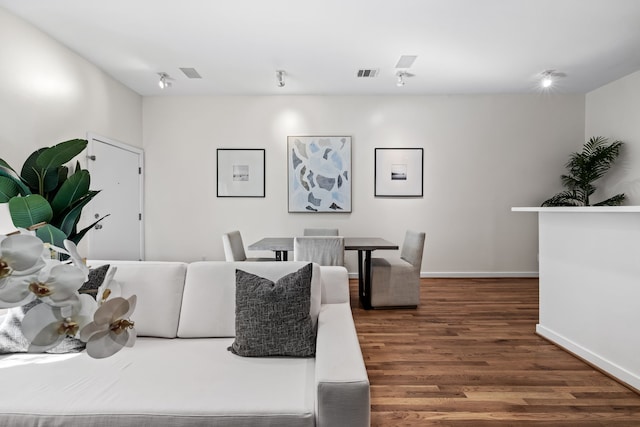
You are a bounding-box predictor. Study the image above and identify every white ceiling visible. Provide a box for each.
[3,0,640,96]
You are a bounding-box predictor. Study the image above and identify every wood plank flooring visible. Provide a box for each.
[350,278,640,426]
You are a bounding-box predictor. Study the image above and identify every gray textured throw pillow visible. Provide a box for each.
[78,264,110,299]
[0,300,86,354]
[0,265,110,354]
[229,263,316,357]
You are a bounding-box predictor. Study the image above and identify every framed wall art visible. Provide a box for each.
[287,136,352,212]
[217,148,265,197]
[374,148,424,197]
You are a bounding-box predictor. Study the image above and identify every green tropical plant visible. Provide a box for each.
[0,139,107,247]
[541,136,625,207]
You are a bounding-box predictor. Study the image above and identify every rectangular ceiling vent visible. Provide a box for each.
[395,55,417,69]
[357,69,379,78]
[180,67,202,79]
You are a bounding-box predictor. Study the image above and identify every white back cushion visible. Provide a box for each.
[178,261,321,338]
[88,260,188,338]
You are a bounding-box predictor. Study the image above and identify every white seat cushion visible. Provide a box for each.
[0,338,315,427]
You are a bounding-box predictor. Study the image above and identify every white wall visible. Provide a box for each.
[0,7,142,174]
[0,6,597,275]
[586,70,640,205]
[0,7,142,234]
[143,95,585,275]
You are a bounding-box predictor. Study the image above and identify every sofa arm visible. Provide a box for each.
[319,266,350,304]
[315,303,370,427]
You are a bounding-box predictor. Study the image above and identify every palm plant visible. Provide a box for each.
[541,136,625,207]
[0,139,107,247]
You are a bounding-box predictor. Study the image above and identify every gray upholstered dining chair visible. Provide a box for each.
[303,228,339,236]
[221,230,276,262]
[370,230,425,308]
[293,236,345,266]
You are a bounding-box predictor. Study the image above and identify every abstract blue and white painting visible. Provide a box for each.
[288,136,352,212]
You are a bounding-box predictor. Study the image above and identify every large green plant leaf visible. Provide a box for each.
[594,194,626,206]
[3,139,99,248]
[54,190,100,236]
[36,139,87,171]
[0,176,21,202]
[0,159,31,195]
[20,148,47,192]
[35,224,67,248]
[52,165,69,196]
[69,214,110,245]
[8,194,53,228]
[51,169,90,216]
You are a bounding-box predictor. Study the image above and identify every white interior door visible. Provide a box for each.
[86,134,144,260]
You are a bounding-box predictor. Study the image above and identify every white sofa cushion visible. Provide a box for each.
[89,261,188,338]
[178,262,321,338]
[319,266,350,304]
[0,338,315,427]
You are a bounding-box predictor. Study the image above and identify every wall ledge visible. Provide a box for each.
[512,206,640,213]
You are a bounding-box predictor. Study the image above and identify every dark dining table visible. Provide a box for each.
[248,237,398,309]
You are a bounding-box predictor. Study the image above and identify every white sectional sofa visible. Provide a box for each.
[0,261,370,427]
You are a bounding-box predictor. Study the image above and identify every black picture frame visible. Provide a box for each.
[374,148,424,197]
[216,148,265,197]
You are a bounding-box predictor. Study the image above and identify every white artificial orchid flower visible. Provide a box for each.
[0,234,46,283]
[33,263,88,307]
[0,262,86,309]
[63,239,89,278]
[96,266,120,305]
[0,273,40,308]
[21,294,97,352]
[80,295,136,359]
[0,234,48,308]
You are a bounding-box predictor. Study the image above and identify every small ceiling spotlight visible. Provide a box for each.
[541,71,554,88]
[158,72,172,89]
[396,71,414,87]
[276,70,286,87]
[540,70,566,89]
[395,55,417,87]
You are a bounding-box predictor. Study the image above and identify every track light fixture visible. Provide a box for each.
[394,55,417,88]
[158,72,172,89]
[396,71,408,87]
[276,70,285,87]
[541,70,554,88]
[539,70,565,89]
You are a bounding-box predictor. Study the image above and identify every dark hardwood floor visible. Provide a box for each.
[350,278,640,426]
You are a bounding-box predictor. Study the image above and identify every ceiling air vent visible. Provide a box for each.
[180,67,202,79]
[395,55,417,69]
[356,69,379,78]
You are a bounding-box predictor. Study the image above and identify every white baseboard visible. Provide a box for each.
[537,324,640,391]
[420,271,539,278]
[347,271,539,279]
